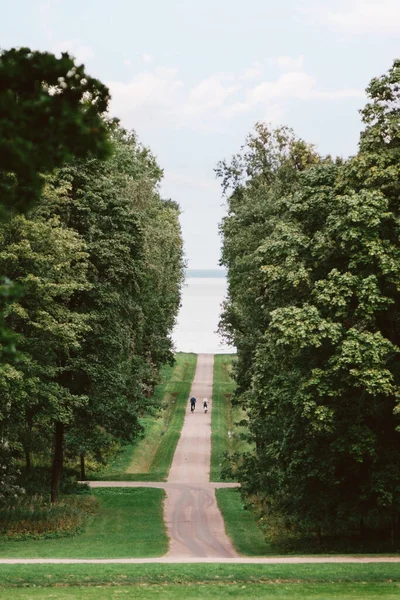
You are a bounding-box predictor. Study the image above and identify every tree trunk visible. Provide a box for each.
[359,514,365,541]
[51,422,64,504]
[80,453,86,481]
[391,511,395,548]
[316,526,322,550]
[24,448,31,472]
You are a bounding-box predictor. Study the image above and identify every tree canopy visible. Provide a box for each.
[0,48,184,503]
[218,61,400,547]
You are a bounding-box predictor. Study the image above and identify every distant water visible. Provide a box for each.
[172,271,235,354]
[186,268,227,279]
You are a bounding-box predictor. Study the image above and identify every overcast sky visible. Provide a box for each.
[2,0,400,268]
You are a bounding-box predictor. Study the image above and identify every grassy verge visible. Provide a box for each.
[210,354,250,481]
[0,563,399,598]
[216,488,271,555]
[0,488,167,558]
[212,355,271,557]
[92,353,197,481]
[0,582,399,599]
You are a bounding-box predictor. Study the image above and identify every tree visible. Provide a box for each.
[0,46,111,501]
[36,124,184,485]
[0,215,91,502]
[217,124,320,398]
[0,47,111,218]
[218,61,400,547]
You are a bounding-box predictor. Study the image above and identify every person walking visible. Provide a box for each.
[189,396,196,412]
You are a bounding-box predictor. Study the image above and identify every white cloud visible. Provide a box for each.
[248,71,315,102]
[328,0,400,33]
[221,72,362,120]
[239,63,263,81]
[123,59,132,67]
[267,55,305,70]
[51,39,95,64]
[251,71,363,101]
[108,68,184,123]
[185,74,239,113]
[302,0,400,34]
[108,63,363,133]
[141,53,154,63]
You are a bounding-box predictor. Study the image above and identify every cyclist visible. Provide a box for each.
[189,396,196,412]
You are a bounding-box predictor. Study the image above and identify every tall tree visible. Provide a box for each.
[0,47,110,218]
[0,47,111,503]
[0,215,91,502]
[36,124,184,484]
[218,61,400,546]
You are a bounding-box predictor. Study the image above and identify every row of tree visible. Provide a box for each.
[218,61,400,545]
[0,48,184,503]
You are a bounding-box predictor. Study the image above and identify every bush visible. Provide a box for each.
[17,466,89,498]
[0,494,98,540]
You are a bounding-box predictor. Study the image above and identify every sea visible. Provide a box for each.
[172,269,235,354]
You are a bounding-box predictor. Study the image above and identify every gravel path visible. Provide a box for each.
[164,353,237,558]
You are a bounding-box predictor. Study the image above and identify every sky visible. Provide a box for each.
[2,0,400,268]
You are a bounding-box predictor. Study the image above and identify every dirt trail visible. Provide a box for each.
[164,353,237,558]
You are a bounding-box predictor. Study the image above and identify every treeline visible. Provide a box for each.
[0,48,184,503]
[218,60,400,548]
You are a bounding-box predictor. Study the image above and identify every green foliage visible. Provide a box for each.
[0,46,113,503]
[0,494,98,540]
[0,47,184,503]
[0,47,111,217]
[218,61,400,548]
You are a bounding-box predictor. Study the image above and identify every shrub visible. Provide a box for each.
[0,494,98,540]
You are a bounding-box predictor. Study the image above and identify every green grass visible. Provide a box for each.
[212,355,271,557]
[92,353,197,481]
[0,564,399,599]
[0,582,398,599]
[210,354,236,481]
[0,488,167,558]
[210,354,251,482]
[216,488,271,555]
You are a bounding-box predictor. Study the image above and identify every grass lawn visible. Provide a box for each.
[0,488,167,558]
[0,564,399,599]
[210,354,251,482]
[0,582,398,599]
[91,353,197,481]
[210,354,236,481]
[216,488,271,555]
[212,355,272,557]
